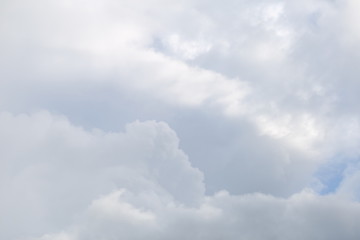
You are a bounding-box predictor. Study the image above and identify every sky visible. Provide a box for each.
[2,0,360,239]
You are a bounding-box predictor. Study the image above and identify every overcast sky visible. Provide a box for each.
[2,0,360,239]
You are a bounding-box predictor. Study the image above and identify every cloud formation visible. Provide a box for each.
[2,0,360,239]
[1,112,360,240]
[35,189,360,240]
[0,112,203,239]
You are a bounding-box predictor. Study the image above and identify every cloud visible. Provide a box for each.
[2,0,360,239]
[0,112,203,239]
[1,0,356,183]
[1,111,360,240]
[35,189,360,240]
[0,0,348,156]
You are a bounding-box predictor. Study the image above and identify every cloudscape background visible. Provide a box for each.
[2,0,360,239]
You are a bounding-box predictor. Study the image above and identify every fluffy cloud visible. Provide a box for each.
[1,0,357,155]
[2,0,360,239]
[1,111,360,240]
[35,189,360,240]
[0,112,203,239]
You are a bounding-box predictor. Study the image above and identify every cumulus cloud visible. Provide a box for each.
[0,111,360,240]
[2,0,360,239]
[35,189,360,240]
[0,112,203,239]
[1,0,356,155]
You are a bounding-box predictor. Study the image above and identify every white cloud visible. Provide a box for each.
[1,111,360,240]
[162,34,212,60]
[2,0,360,238]
[34,189,360,240]
[0,112,203,239]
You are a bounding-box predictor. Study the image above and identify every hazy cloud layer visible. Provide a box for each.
[2,0,360,239]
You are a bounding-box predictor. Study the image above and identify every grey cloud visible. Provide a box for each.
[2,0,360,239]
[1,111,360,240]
[0,112,204,239]
[1,0,359,196]
[36,190,360,240]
